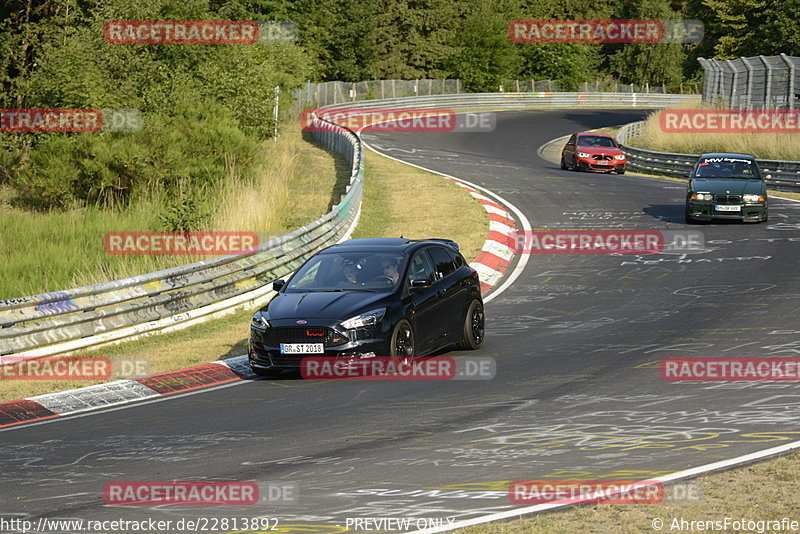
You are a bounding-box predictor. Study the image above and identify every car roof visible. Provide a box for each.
[576,132,613,138]
[698,152,756,160]
[322,237,460,254]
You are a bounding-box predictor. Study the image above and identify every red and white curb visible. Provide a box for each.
[0,355,253,429]
[445,178,516,294]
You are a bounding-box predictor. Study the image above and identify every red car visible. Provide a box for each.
[560,132,626,174]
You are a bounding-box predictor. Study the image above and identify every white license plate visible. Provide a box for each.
[715,205,741,212]
[280,343,324,354]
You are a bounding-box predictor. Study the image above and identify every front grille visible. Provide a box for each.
[263,327,348,347]
[592,155,613,161]
[715,195,742,204]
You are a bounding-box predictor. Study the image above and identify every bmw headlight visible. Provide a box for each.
[743,194,764,202]
[693,193,713,201]
[251,312,270,329]
[614,154,625,160]
[341,308,386,329]
[577,152,590,158]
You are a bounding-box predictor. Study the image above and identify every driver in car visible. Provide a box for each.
[381,259,400,284]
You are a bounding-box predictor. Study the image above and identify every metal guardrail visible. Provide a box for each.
[292,80,691,111]
[616,121,800,191]
[316,92,701,112]
[0,115,363,360]
[0,92,699,360]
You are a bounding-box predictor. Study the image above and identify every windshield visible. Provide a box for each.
[577,135,617,148]
[285,251,406,292]
[695,157,760,179]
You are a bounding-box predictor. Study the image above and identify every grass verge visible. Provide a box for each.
[627,103,800,161]
[456,450,800,533]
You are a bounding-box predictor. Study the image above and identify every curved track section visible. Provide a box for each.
[3,110,800,533]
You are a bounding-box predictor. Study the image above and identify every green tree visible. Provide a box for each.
[607,0,685,86]
[447,1,520,92]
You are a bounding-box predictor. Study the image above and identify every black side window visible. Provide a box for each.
[408,250,435,283]
[428,247,456,279]
[452,251,465,269]
[567,135,576,145]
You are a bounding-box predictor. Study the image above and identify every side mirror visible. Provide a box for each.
[409,278,432,289]
[272,279,286,292]
[683,172,691,178]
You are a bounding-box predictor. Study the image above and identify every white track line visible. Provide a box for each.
[408,438,800,533]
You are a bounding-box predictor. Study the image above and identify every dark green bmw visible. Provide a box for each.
[685,153,769,223]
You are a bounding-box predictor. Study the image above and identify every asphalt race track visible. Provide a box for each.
[3,109,800,533]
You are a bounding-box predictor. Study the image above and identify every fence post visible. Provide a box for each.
[743,57,754,109]
[781,53,796,110]
[272,86,280,142]
[759,55,772,108]
[727,61,739,108]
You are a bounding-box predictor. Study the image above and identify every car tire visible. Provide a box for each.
[571,156,579,171]
[390,319,415,364]
[457,299,485,350]
[560,155,568,170]
[685,206,697,224]
[616,168,626,175]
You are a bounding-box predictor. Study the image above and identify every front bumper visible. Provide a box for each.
[249,322,392,370]
[577,158,625,172]
[686,201,766,221]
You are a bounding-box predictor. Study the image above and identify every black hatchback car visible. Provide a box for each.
[249,238,485,376]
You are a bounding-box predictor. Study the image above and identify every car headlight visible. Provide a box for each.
[251,313,270,329]
[341,308,386,329]
[614,154,625,160]
[743,194,765,202]
[691,193,713,201]
[577,152,590,158]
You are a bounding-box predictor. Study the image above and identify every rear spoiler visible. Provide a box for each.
[427,238,459,251]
